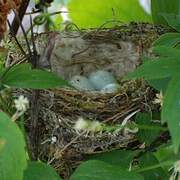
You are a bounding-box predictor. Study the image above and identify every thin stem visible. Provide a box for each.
[29,15,38,68]
[12,10,33,62]
[7,20,27,58]
[26,10,68,15]
[11,0,30,36]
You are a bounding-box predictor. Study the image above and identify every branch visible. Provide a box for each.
[11,0,30,36]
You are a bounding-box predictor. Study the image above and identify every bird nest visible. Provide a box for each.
[17,79,155,176]
[9,23,167,177]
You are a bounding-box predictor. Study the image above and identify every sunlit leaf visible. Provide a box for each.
[68,0,151,28]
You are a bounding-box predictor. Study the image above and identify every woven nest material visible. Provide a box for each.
[16,79,156,176]
[9,23,167,177]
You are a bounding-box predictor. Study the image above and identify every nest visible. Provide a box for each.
[17,79,156,177]
[10,23,167,178]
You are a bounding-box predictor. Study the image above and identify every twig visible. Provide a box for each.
[12,10,33,62]
[29,90,40,160]
[29,14,38,68]
[7,20,27,58]
[26,10,68,15]
[11,0,30,36]
[48,131,85,165]
[28,14,41,160]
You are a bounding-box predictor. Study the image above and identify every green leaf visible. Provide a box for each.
[155,144,180,169]
[70,160,144,180]
[147,77,170,93]
[138,153,168,180]
[86,150,136,169]
[151,0,180,25]
[135,113,161,146]
[162,75,180,153]
[0,111,27,180]
[152,46,180,58]
[125,57,180,80]
[146,46,180,92]
[24,162,62,180]
[153,33,180,47]
[161,13,180,32]
[68,0,151,28]
[1,64,69,89]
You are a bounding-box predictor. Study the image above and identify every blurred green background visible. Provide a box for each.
[51,0,151,28]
